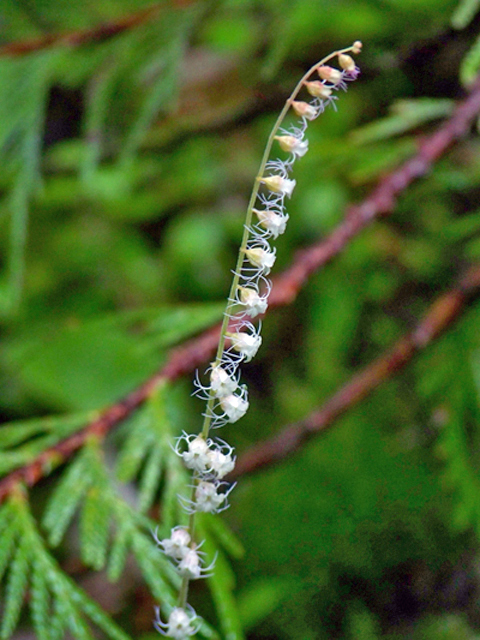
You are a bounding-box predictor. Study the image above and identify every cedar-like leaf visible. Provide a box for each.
[115,410,155,482]
[30,559,52,640]
[460,32,480,86]
[130,528,179,603]
[67,575,132,640]
[452,0,480,29]
[138,442,163,514]
[200,513,244,559]
[0,516,18,585]
[0,535,30,639]
[79,485,112,570]
[206,546,244,640]
[43,448,91,545]
[107,519,132,582]
[0,412,90,449]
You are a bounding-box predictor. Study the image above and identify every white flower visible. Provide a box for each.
[220,392,249,423]
[178,549,201,579]
[238,286,268,318]
[274,134,309,157]
[291,100,317,120]
[195,481,226,513]
[210,365,238,398]
[258,175,296,198]
[228,329,262,361]
[156,527,190,560]
[177,435,211,474]
[253,208,289,239]
[208,448,235,479]
[154,606,197,639]
[245,246,276,275]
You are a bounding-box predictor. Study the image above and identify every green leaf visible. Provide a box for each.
[0,412,90,449]
[107,520,132,582]
[80,486,112,570]
[200,513,244,559]
[1,536,30,639]
[68,577,132,640]
[460,32,480,86]
[350,98,454,145]
[205,544,244,640]
[4,304,222,410]
[237,578,293,631]
[30,560,52,640]
[451,0,480,28]
[130,528,180,603]
[43,449,92,545]
[115,410,156,482]
[0,513,18,584]
[138,443,164,514]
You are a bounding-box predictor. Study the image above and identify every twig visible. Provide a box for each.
[1,77,480,502]
[232,264,480,478]
[0,2,195,57]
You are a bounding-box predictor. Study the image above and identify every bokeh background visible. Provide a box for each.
[3,0,480,639]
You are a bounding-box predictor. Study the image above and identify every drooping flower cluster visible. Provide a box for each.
[154,42,362,639]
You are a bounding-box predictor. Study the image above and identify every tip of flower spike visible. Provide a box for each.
[352,40,363,54]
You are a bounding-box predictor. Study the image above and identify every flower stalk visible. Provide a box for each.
[154,41,363,638]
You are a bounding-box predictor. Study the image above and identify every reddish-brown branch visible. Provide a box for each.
[1,78,480,503]
[233,264,480,478]
[0,2,195,57]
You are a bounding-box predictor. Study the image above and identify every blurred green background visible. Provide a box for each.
[3,0,480,639]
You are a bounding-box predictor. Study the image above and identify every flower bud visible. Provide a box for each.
[304,81,332,100]
[258,175,296,197]
[352,40,362,54]
[274,135,309,157]
[245,246,276,274]
[338,54,356,72]
[317,65,343,84]
[291,100,317,120]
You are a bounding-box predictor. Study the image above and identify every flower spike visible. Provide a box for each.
[154,41,362,637]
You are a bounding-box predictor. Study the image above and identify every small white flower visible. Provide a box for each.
[154,606,197,639]
[178,435,211,474]
[274,134,309,157]
[238,286,268,318]
[178,549,201,579]
[245,246,276,275]
[208,448,235,479]
[195,481,226,513]
[220,391,249,423]
[258,175,296,198]
[253,208,289,239]
[210,365,238,398]
[156,527,191,560]
[228,329,262,361]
